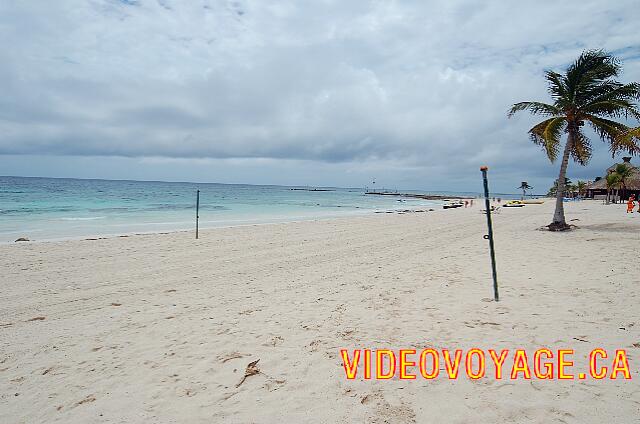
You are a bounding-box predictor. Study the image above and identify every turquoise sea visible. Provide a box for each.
[0,176,450,243]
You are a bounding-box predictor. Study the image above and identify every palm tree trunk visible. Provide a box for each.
[550,132,574,230]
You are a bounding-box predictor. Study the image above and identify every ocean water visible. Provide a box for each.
[0,176,445,243]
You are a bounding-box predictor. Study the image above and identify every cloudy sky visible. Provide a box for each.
[1,0,639,193]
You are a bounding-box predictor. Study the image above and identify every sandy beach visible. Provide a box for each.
[2,200,640,423]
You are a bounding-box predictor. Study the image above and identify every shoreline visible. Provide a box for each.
[3,205,444,245]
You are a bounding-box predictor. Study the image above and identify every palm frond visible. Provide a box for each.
[517,182,533,189]
[544,71,569,103]
[573,49,620,73]
[508,101,561,118]
[581,82,640,119]
[582,81,639,105]
[612,127,640,156]
[528,117,566,162]
[584,115,635,156]
[582,99,640,120]
[618,126,640,139]
[570,131,592,165]
[566,50,621,104]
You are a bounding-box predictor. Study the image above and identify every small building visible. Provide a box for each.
[585,157,640,201]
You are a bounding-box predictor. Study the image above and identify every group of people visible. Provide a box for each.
[462,198,502,208]
[627,195,640,213]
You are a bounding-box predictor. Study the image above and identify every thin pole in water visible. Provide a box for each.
[195,189,200,239]
[480,166,499,301]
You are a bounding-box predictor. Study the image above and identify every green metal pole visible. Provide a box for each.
[195,189,200,240]
[480,166,499,301]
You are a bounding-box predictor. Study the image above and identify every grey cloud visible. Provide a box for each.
[0,0,639,190]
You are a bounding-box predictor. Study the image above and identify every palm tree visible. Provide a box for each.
[517,181,533,200]
[509,50,640,230]
[547,177,571,197]
[613,163,633,201]
[605,172,622,204]
[576,180,588,198]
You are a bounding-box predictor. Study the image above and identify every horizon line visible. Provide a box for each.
[0,174,541,197]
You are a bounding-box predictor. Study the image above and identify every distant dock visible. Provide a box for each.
[365,191,472,200]
[290,188,335,192]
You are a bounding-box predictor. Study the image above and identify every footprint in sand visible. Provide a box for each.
[308,339,324,352]
[218,352,246,363]
[361,390,417,424]
[263,378,286,392]
[73,394,96,408]
[264,336,284,347]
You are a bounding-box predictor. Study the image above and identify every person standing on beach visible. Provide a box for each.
[627,196,636,213]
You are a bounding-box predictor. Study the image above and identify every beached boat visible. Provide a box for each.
[443,202,463,209]
[504,200,525,208]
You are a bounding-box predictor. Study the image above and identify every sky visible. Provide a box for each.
[1,0,639,193]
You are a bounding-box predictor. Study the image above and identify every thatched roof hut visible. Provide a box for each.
[586,157,640,199]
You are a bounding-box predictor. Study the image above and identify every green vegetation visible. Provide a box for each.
[509,50,640,230]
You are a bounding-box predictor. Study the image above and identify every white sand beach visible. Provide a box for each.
[2,200,640,423]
